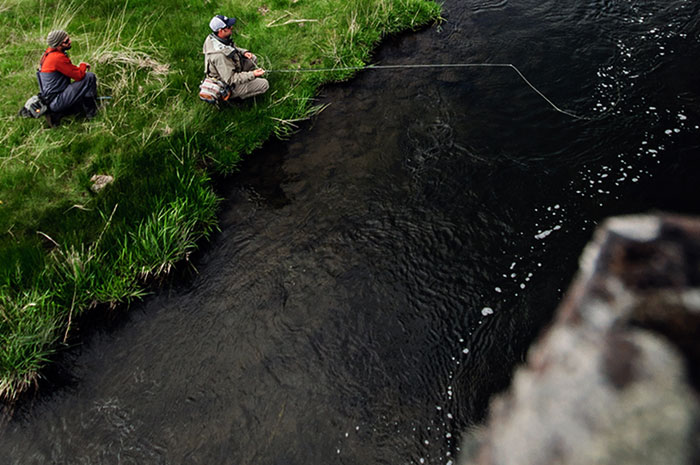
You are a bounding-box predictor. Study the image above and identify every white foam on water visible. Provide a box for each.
[534,224,561,240]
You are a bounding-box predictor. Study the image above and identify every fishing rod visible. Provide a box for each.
[266,63,603,121]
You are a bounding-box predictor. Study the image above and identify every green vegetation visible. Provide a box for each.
[0,0,441,400]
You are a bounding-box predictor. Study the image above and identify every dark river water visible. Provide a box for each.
[2,1,700,464]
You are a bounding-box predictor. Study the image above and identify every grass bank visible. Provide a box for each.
[0,0,441,401]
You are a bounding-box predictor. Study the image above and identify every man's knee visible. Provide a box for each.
[84,71,97,88]
[234,79,269,99]
[248,78,269,98]
[82,72,97,96]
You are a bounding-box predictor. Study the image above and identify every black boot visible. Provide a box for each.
[45,112,61,128]
[82,98,98,120]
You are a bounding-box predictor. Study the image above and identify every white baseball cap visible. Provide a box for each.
[209,15,236,32]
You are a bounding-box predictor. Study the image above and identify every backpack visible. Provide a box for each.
[19,94,49,118]
[199,77,231,105]
[19,54,57,118]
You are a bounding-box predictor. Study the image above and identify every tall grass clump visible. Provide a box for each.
[0,288,61,400]
[0,0,441,400]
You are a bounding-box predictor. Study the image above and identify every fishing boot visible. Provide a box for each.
[82,97,98,120]
[45,112,61,128]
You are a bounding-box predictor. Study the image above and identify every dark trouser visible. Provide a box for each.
[49,72,97,114]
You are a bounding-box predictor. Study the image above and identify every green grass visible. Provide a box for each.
[0,0,441,401]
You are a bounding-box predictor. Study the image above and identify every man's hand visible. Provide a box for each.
[244,51,253,59]
[253,68,265,77]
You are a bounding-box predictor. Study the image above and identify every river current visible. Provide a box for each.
[2,1,700,464]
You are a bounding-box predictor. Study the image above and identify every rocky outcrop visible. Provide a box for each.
[459,214,700,465]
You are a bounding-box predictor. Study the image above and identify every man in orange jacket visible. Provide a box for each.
[38,30,98,125]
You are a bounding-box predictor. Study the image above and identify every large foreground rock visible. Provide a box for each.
[459,214,700,465]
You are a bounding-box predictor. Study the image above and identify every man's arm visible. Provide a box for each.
[211,54,257,87]
[42,52,88,81]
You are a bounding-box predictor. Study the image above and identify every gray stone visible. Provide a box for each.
[459,214,700,465]
[90,174,114,193]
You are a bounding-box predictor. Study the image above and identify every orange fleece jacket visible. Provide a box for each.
[39,48,87,81]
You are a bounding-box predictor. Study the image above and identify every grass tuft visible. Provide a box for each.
[0,289,61,402]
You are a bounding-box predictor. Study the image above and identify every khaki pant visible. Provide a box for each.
[231,55,269,99]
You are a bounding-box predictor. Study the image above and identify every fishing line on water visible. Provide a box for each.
[267,63,607,121]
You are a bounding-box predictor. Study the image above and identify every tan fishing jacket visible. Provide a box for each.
[202,34,256,87]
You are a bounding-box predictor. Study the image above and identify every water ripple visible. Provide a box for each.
[470,0,509,14]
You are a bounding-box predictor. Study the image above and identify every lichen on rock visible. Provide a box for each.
[459,214,700,465]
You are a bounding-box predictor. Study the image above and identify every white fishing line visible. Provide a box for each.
[267,63,604,120]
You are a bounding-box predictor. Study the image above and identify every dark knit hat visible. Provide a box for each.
[47,30,69,48]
